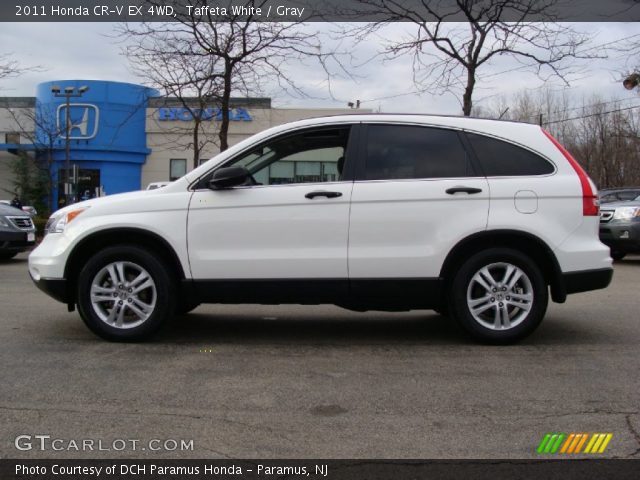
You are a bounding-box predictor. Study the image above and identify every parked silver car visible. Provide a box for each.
[599,195,640,260]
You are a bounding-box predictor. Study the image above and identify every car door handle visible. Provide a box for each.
[305,191,343,199]
[445,187,483,195]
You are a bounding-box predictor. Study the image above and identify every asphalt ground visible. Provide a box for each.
[1,252,639,459]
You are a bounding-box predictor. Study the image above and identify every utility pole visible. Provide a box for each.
[50,85,89,205]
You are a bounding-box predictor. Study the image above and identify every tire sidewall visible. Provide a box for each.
[449,248,548,344]
[77,245,174,341]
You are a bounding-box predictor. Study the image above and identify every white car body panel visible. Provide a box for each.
[348,177,489,278]
[29,114,612,296]
[187,182,353,279]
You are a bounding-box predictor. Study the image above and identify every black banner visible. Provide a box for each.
[3,459,640,480]
[3,0,640,22]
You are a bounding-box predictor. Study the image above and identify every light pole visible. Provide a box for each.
[51,85,89,205]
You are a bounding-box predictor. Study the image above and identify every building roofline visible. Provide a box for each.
[0,97,36,108]
[148,97,271,108]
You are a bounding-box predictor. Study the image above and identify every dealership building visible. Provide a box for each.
[0,79,357,208]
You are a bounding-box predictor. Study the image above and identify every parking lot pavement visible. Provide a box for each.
[1,252,639,459]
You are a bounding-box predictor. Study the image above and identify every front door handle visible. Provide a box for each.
[445,186,483,195]
[305,191,343,199]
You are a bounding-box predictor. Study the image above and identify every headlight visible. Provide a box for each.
[46,208,88,234]
[0,217,8,227]
[613,206,640,221]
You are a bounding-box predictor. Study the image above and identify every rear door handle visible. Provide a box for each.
[445,187,483,195]
[305,191,343,199]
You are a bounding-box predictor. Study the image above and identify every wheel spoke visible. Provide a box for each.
[90,285,115,303]
[115,262,126,285]
[479,267,498,288]
[106,264,119,286]
[131,297,154,315]
[472,272,493,293]
[469,295,492,308]
[502,264,516,285]
[132,279,153,294]
[473,301,495,316]
[91,292,115,303]
[129,271,150,288]
[115,303,126,327]
[500,304,511,329]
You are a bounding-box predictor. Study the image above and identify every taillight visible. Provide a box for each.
[542,128,599,216]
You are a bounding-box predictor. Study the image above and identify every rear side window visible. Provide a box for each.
[364,125,475,180]
[466,133,555,176]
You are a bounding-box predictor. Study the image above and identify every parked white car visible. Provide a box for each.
[29,114,612,343]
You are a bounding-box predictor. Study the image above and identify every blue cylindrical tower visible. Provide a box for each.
[35,80,158,207]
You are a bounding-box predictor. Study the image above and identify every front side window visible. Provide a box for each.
[170,159,187,181]
[466,133,555,176]
[364,125,474,180]
[227,127,351,185]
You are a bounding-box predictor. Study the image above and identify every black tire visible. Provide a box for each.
[611,251,626,261]
[0,251,18,261]
[448,248,548,344]
[76,245,175,341]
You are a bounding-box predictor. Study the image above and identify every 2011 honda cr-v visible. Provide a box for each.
[29,115,613,343]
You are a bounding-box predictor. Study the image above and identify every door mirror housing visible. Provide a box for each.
[208,166,250,190]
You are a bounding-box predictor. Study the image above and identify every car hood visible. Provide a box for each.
[0,203,28,216]
[51,189,165,217]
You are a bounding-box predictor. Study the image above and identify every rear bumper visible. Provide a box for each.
[562,268,613,295]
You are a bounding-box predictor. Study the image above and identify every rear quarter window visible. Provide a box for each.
[466,132,555,177]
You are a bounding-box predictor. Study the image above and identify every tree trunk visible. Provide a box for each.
[219,61,232,152]
[462,68,476,117]
[192,122,200,170]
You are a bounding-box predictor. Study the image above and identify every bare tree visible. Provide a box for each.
[0,53,32,82]
[477,88,640,188]
[123,30,226,169]
[119,0,348,154]
[2,102,67,213]
[346,0,593,116]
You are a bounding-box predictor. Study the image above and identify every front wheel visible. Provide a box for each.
[76,245,175,341]
[449,248,548,344]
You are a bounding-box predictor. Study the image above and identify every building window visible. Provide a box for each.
[170,159,187,181]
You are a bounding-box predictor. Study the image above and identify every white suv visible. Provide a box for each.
[29,115,613,343]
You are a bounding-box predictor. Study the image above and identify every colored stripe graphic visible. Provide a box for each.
[537,433,566,454]
[539,433,612,454]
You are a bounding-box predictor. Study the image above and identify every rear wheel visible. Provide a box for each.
[449,248,548,344]
[76,245,175,341]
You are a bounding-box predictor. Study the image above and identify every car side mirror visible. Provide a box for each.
[208,166,250,190]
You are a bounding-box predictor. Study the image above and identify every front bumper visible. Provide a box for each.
[599,222,640,253]
[0,230,36,253]
[30,274,70,304]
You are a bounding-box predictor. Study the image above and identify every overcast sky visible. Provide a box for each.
[0,22,639,115]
